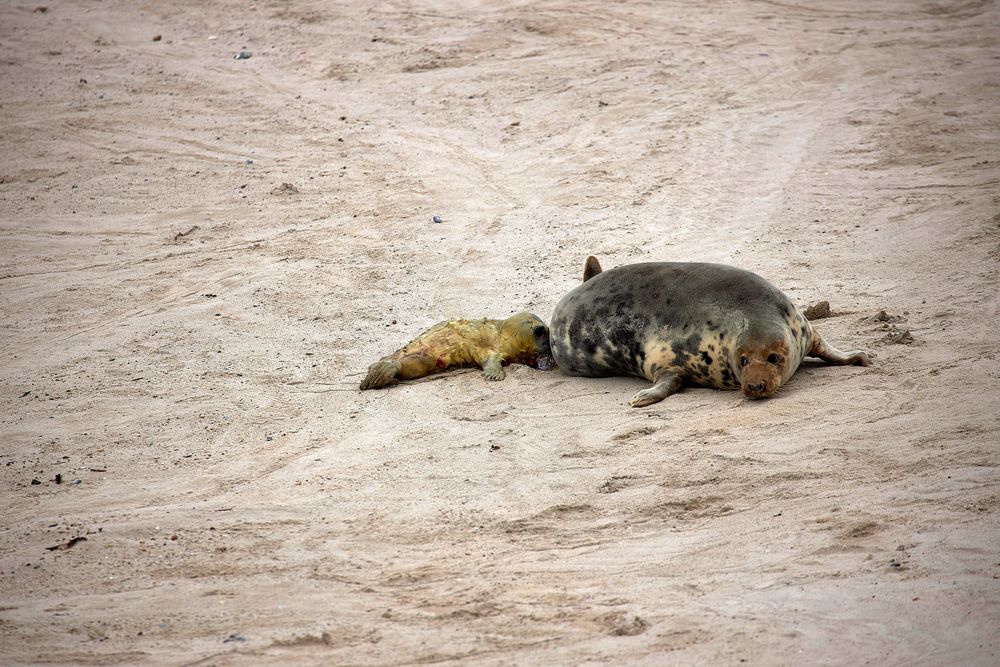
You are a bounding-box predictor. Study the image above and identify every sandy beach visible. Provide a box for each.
[2,0,999,664]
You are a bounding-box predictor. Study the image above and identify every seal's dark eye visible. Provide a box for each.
[767,353,781,364]
[740,356,749,367]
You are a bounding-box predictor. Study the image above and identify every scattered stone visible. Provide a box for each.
[598,611,648,636]
[173,225,199,241]
[223,634,247,643]
[235,51,252,60]
[844,521,880,538]
[54,473,62,484]
[873,309,904,323]
[46,536,87,551]
[30,478,41,485]
[597,475,635,494]
[270,182,299,195]
[433,215,442,223]
[804,300,832,320]
[152,34,162,42]
[879,329,915,346]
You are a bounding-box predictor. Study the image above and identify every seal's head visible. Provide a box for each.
[499,313,556,371]
[735,329,793,399]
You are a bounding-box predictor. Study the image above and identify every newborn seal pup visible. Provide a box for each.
[550,257,871,407]
[360,312,555,390]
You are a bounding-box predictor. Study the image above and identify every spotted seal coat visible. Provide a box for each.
[550,257,871,407]
[360,312,555,390]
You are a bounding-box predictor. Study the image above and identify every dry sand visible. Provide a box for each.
[2,0,999,664]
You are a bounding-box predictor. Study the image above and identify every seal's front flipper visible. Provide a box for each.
[809,334,872,367]
[360,358,403,390]
[482,353,506,381]
[629,371,683,407]
[583,256,603,282]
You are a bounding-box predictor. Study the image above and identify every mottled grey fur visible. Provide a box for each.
[550,260,869,406]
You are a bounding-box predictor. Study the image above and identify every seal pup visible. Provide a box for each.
[550,257,871,407]
[360,312,555,390]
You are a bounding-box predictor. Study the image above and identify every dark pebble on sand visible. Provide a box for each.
[235,51,252,60]
[880,329,914,346]
[804,300,831,320]
[433,215,442,223]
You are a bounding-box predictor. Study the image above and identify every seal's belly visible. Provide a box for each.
[551,307,740,387]
[639,335,739,389]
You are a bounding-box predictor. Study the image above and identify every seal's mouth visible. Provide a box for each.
[532,355,557,371]
[741,383,773,399]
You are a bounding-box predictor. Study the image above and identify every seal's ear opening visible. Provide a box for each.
[583,256,603,282]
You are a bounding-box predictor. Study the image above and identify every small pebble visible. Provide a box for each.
[235,51,252,60]
[433,215,442,223]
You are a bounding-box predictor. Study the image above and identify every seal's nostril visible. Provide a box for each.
[748,382,765,393]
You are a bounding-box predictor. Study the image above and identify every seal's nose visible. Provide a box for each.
[746,382,765,394]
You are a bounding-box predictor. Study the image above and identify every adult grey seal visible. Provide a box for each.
[549,257,871,407]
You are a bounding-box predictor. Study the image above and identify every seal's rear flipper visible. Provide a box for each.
[360,358,403,390]
[583,256,603,282]
[629,371,684,407]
